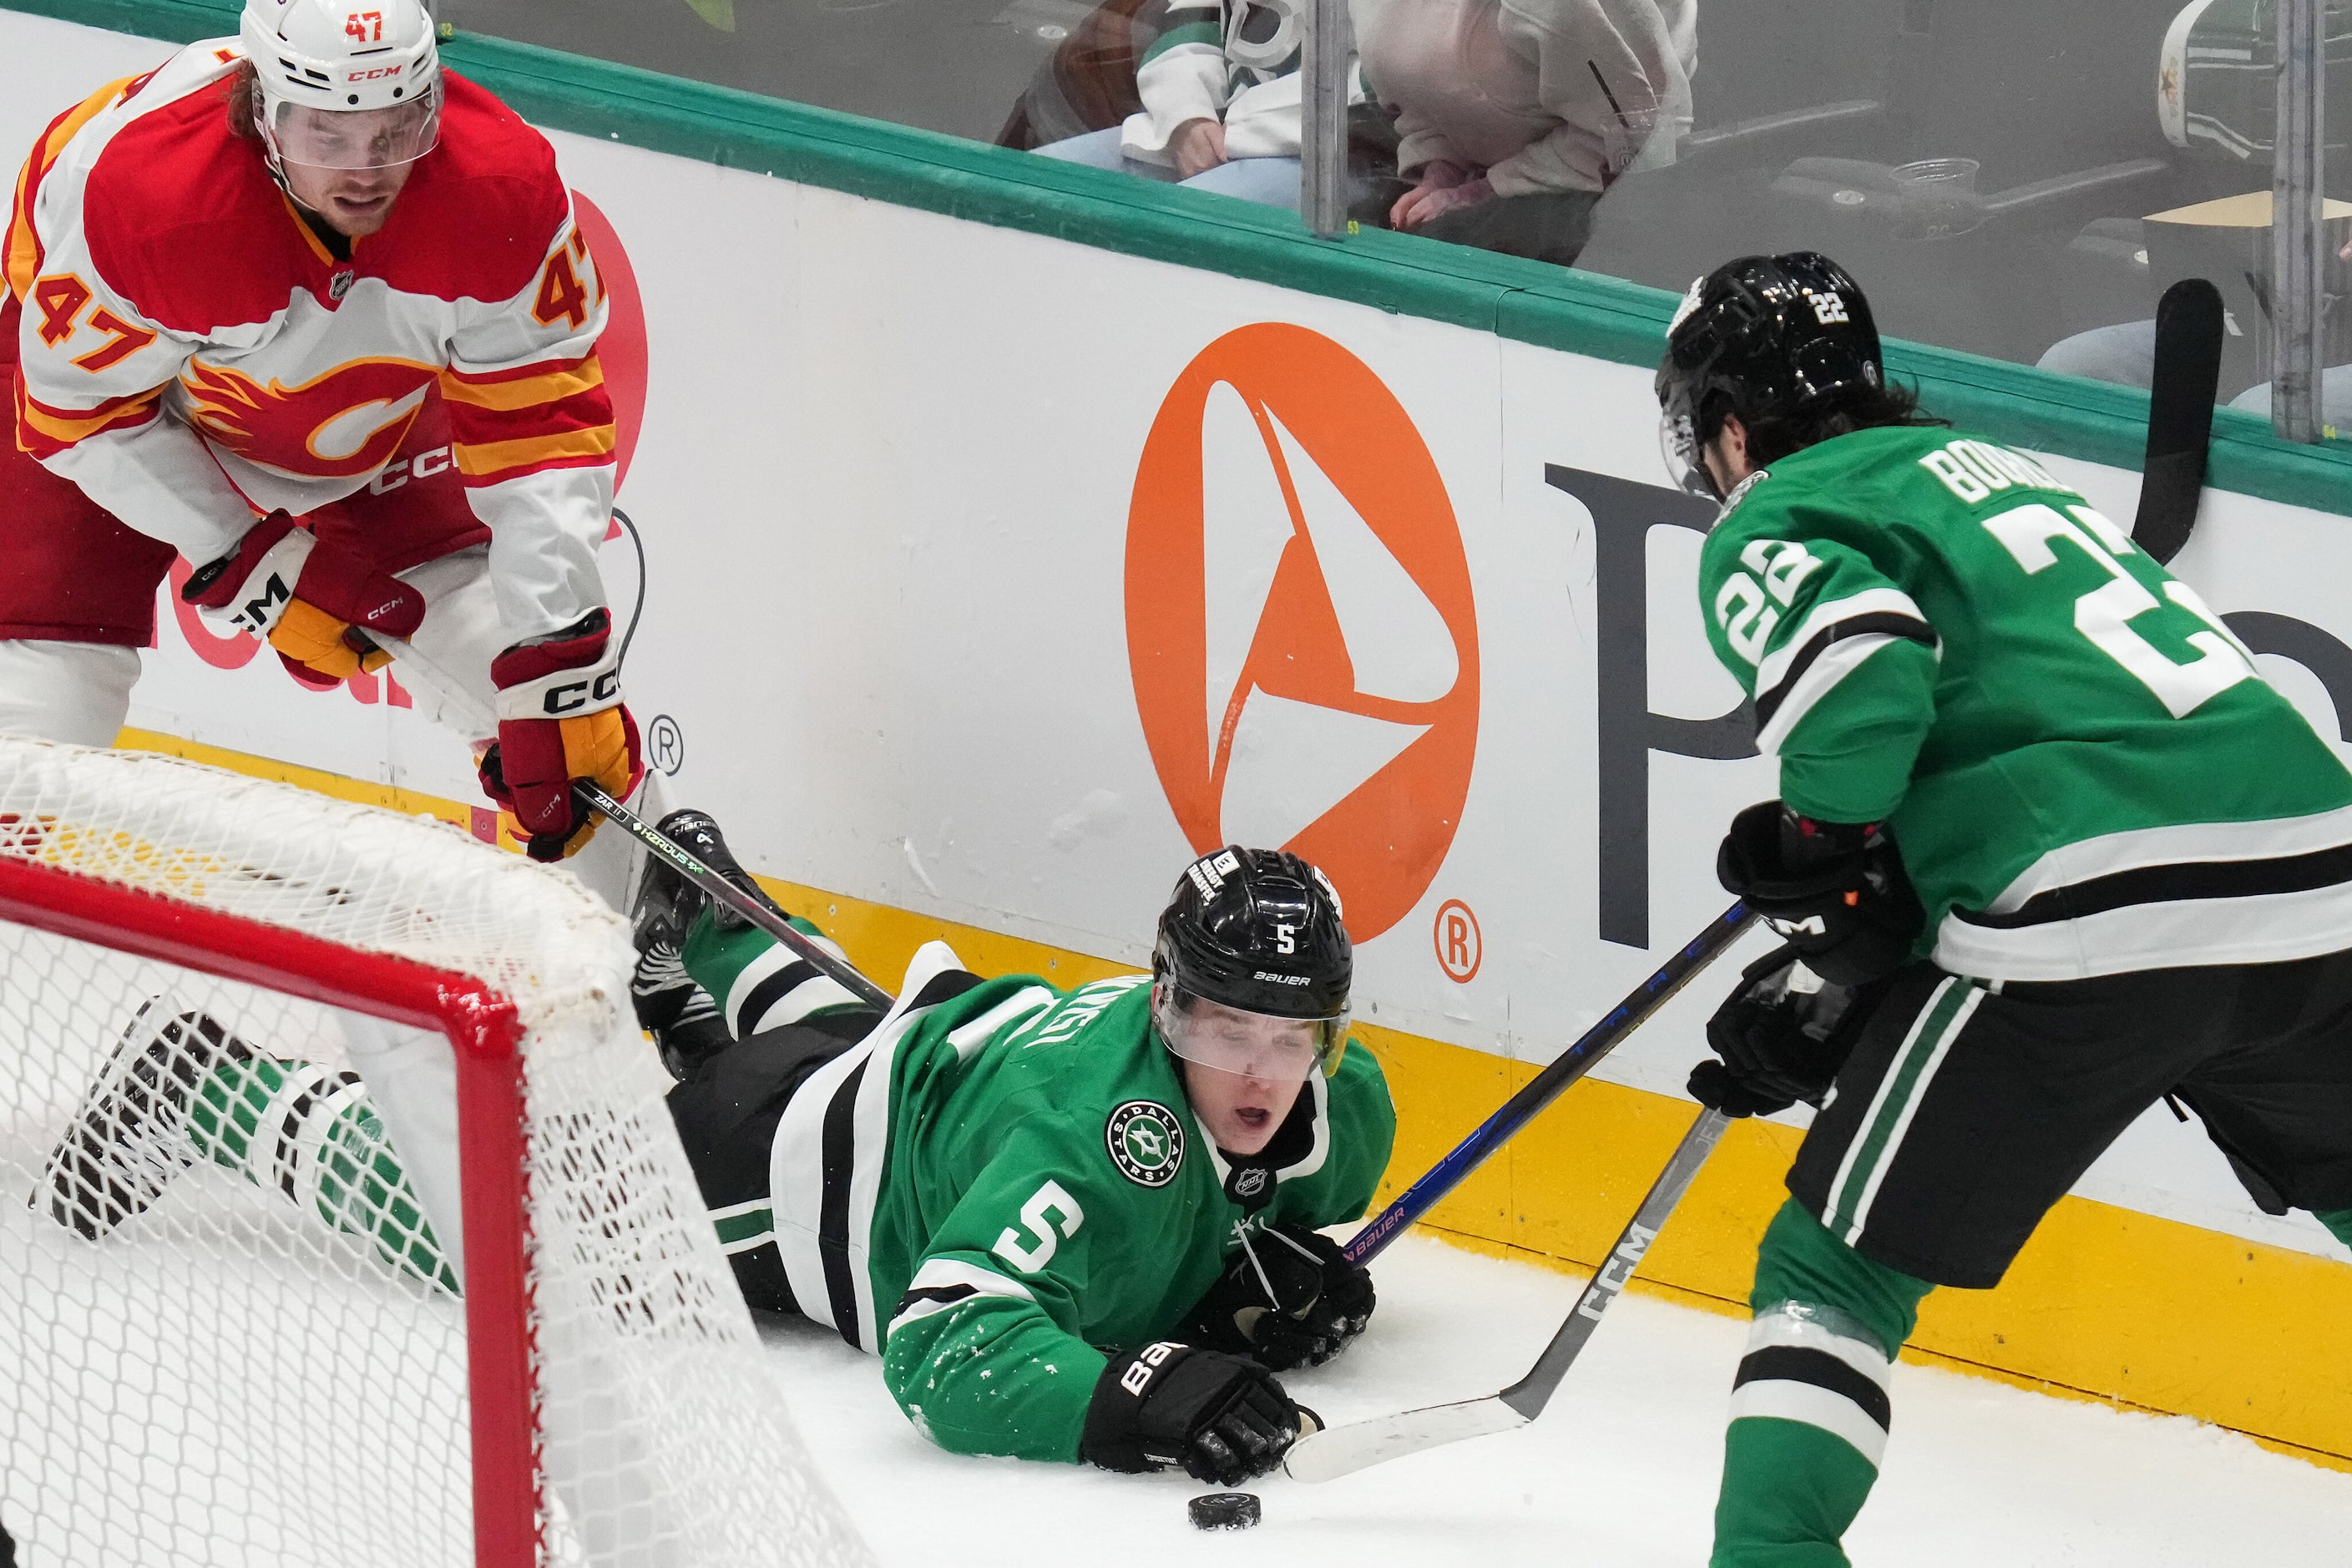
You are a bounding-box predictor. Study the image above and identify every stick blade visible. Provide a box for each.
[2134,276,2225,566]
[1282,1397,1528,1484]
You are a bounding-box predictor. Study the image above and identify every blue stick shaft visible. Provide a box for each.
[1343,902,1758,1267]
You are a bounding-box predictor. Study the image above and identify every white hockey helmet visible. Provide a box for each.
[239,0,443,170]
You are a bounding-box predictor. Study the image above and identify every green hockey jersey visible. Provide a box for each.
[690,934,1395,1463]
[1697,423,2352,981]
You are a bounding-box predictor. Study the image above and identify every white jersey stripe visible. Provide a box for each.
[1753,587,1932,701]
[1756,634,1909,756]
[1822,977,1956,1243]
[884,1257,1036,1341]
[1727,1378,1891,1468]
[1935,879,2352,981]
[1841,985,1985,1246]
[946,987,1057,1059]
[1981,800,2352,916]
[750,974,863,1036]
[1745,1309,1894,1392]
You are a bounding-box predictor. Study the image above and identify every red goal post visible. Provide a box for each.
[0,736,870,1567]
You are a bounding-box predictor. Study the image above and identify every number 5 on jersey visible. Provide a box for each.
[993,1180,1084,1272]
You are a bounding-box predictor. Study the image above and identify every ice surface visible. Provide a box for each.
[761,1232,2352,1567]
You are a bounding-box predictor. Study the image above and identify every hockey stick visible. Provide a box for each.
[1341,902,1757,1267]
[363,633,895,1010]
[1287,1105,1732,1483]
[381,622,1749,1131]
[2132,277,2226,567]
[571,780,894,1009]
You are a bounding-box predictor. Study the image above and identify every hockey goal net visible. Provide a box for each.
[0,736,871,1568]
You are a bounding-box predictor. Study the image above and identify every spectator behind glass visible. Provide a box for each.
[1032,0,1366,212]
[1353,0,1694,266]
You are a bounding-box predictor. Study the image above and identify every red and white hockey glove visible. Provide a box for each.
[181,511,426,687]
[477,609,643,862]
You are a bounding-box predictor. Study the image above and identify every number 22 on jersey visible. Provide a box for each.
[1980,502,2257,719]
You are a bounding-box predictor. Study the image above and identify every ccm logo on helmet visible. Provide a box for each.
[346,64,406,80]
[542,671,622,715]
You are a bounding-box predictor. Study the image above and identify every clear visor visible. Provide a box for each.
[268,91,441,170]
[1659,402,1722,502]
[1153,984,1348,1085]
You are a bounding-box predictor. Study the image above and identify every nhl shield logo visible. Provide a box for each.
[1106,1100,1185,1188]
[328,270,356,303]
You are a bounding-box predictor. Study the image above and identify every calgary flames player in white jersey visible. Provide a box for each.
[3,0,637,863]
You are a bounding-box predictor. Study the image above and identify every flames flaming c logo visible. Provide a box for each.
[179,356,438,480]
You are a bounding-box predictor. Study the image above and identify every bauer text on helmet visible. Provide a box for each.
[1153,847,1353,1085]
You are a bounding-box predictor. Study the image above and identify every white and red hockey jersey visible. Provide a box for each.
[5,42,616,641]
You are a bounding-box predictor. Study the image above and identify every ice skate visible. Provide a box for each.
[37,1001,248,1241]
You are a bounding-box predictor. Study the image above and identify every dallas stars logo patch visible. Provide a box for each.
[1106,1100,1185,1188]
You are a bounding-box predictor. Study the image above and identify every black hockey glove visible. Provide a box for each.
[1691,943,1885,1118]
[1717,801,1924,987]
[1179,1224,1375,1371]
[1080,1343,1316,1485]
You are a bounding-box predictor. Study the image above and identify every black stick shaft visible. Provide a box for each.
[1497,1105,1731,1419]
[1343,903,1758,1266]
[2134,277,2225,566]
[572,780,894,1010]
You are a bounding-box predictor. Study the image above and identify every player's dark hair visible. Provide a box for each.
[1707,377,1944,470]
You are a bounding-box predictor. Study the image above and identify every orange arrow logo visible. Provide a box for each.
[1125,325,1478,942]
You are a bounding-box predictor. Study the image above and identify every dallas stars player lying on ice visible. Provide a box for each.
[635,818,1394,1479]
[1655,251,2352,1567]
[43,824,1395,1485]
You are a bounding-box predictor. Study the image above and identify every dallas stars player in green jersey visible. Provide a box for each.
[634,815,1397,1480]
[41,820,1393,1485]
[1655,252,2352,1567]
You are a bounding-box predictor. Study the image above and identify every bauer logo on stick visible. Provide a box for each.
[1106,1100,1185,1187]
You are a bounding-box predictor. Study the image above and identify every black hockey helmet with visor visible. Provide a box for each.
[1656,252,1884,501]
[1152,847,1352,1085]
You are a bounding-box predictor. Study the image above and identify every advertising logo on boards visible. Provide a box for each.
[1125,324,1477,943]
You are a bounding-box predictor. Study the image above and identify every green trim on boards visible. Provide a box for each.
[13,0,2351,516]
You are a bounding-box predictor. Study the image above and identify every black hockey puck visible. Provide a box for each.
[1188,1492,1261,1530]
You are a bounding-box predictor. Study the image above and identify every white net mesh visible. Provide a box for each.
[0,736,873,1568]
